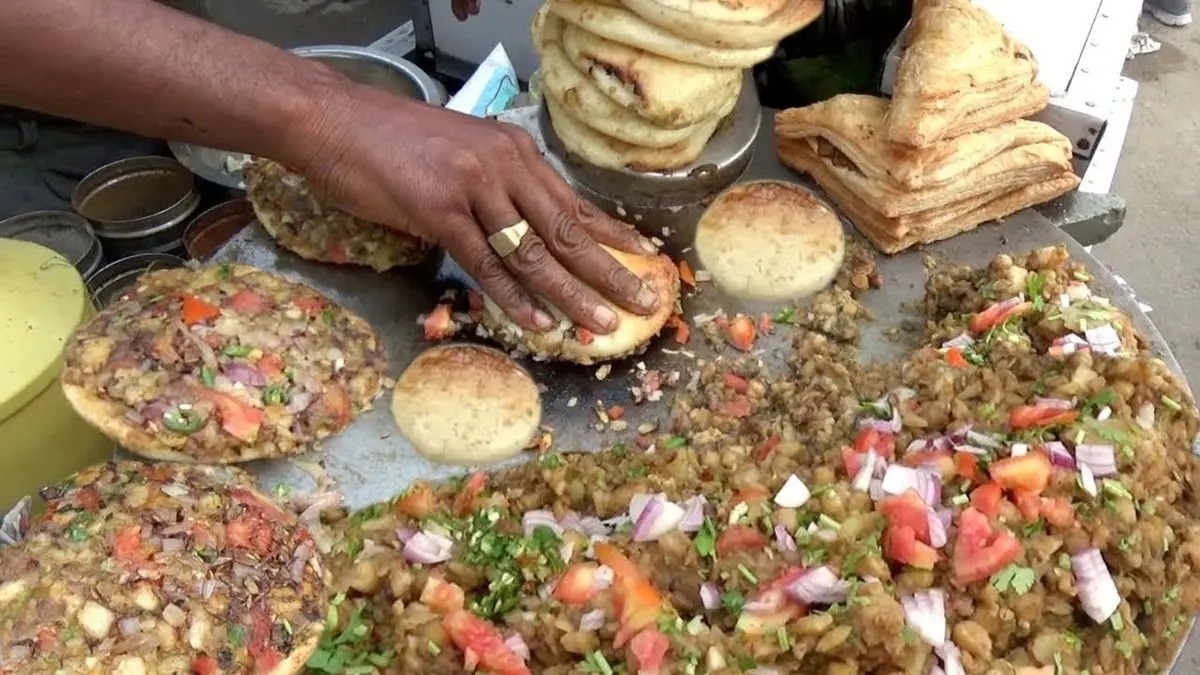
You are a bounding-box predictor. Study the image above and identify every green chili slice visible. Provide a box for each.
[162,406,203,433]
[263,385,289,406]
[223,344,252,357]
[199,366,215,388]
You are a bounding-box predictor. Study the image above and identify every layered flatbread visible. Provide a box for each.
[618,0,824,49]
[547,0,776,68]
[479,245,680,364]
[886,0,1048,147]
[61,264,387,464]
[244,159,431,272]
[0,462,327,675]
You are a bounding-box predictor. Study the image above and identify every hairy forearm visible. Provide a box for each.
[0,0,352,168]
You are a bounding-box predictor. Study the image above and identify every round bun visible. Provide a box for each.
[480,245,680,364]
[618,0,824,49]
[695,181,846,300]
[547,0,776,69]
[545,96,722,172]
[559,21,740,129]
[534,8,707,149]
[392,344,542,466]
[244,158,431,272]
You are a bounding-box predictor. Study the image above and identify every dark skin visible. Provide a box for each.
[0,0,659,335]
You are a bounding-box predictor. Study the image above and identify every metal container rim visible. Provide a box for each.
[71,156,198,229]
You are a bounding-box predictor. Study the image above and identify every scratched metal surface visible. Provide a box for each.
[206,106,1197,672]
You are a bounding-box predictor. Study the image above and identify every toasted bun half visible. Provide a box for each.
[695,181,845,300]
[392,344,542,466]
[480,245,680,364]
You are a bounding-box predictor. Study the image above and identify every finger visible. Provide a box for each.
[442,216,554,333]
[470,0,481,15]
[452,0,468,21]
[506,170,659,318]
[473,190,620,335]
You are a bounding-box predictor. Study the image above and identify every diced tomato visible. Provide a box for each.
[422,303,457,341]
[226,516,273,557]
[722,372,749,393]
[315,383,352,427]
[253,650,283,674]
[758,313,775,335]
[716,396,752,418]
[576,327,595,346]
[1008,405,1078,430]
[970,483,1004,518]
[452,471,487,517]
[612,576,664,647]
[113,525,142,562]
[326,239,349,264]
[970,300,1032,334]
[728,487,769,510]
[395,483,437,518]
[741,566,809,628]
[841,446,864,478]
[950,508,1023,586]
[902,449,954,477]
[720,314,757,352]
[191,656,219,675]
[678,259,696,287]
[181,295,221,326]
[421,577,466,614]
[441,607,530,667]
[228,290,268,315]
[752,434,781,463]
[666,315,690,344]
[880,490,931,543]
[716,525,769,555]
[256,352,284,379]
[247,599,273,659]
[553,563,599,605]
[230,488,285,523]
[594,542,650,586]
[1039,496,1077,528]
[628,628,671,675]
[989,452,1052,493]
[954,452,983,484]
[883,524,938,569]
[854,428,896,459]
[294,296,325,315]
[607,405,625,421]
[945,347,968,368]
[74,486,101,511]
[1010,488,1042,523]
[200,390,264,441]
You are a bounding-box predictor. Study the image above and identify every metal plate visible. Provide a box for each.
[205,109,1199,671]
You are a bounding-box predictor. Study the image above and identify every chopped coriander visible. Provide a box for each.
[321,307,336,326]
[66,512,93,542]
[1081,389,1116,417]
[817,514,842,531]
[737,563,758,584]
[728,502,750,525]
[1163,586,1181,605]
[217,263,233,279]
[662,435,687,449]
[1166,614,1188,638]
[979,402,996,419]
[735,654,757,670]
[1114,641,1132,658]
[902,626,917,644]
[803,546,829,566]
[858,399,891,420]
[222,344,252,357]
[582,651,614,675]
[348,502,385,525]
[1057,553,1072,570]
[538,452,564,469]
[657,613,684,635]
[306,601,395,674]
[228,624,246,648]
[1117,535,1136,552]
[1102,480,1132,500]
[1027,273,1046,311]
[626,465,648,479]
[773,307,798,324]
[1161,395,1183,412]
[1021,518,1045,538]
[990,564,1036,595]
[199,365,215,388]
[721,590,745,614]
[694,519,717,561]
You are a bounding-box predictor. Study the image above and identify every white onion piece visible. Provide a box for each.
[1010,443,1029,458]
[118,617,141,636]
[1097,405,1112,422]
[700,582,720,610]
[1078,464,1099,497]
[868,478,885,502]
[522,510,563,538]
[1136,403,1156,431]
[964,430,1003,449]
[852,451,879,492]
[579,609,606,631]
[901,589,946,647]
[774,474,811,508]
[1085,324,1122,355]
[593,565,614,591]
[785,566,848,605]
[395,527,415,544]
[504,633,530,661]
[941,333,974,350]
[630,495,686,543]
[881,465,940,506]
[679,496,707,533]
[1071,549,1121,623]
[906,439,929,454]
[774,524,797,552]
[1075,444,1117,476]
[938,641,965,675]
[953,444,990,456]
[1035,397,1075,410]
[402,531,455,564]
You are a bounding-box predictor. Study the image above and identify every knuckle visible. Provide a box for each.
[505,126,540,156]
[511,236,553,274]
[547,210,589,253]
[447,149,489,183]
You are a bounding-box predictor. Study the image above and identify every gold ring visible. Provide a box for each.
[487,220,531,258]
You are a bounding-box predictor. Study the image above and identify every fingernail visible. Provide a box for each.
[636,285,659,310]
[593,304,618,331]
[639,237,658,254]
[532,310,555,331]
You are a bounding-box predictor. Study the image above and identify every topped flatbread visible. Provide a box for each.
[0,461,327,675]
[61,264,387,464]
[244,159,431,272]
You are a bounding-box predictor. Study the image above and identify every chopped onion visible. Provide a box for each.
[1010,443,1029,458]
[1044,441,1075,469]
[935,508,953,531]
[593,565,614,591]
[931,667,946,675]
[938,641,965,675]
[1136,403,1155,431]
[679,496,707,533]
[628,493,666,523]
[868,478,884,502]
[927,510,948,548]
[905,439,929,453]
[941,333,974,350]
[930,436,953,453]
[160,483,189,498]
[1096,405,1112,422]
[504,633,530,661]
[402,531,455,564]
[785,566,848,605]
[964,430,1003,449]
[881,465,940,506]
[901,589,946,647]
[1035,397,1075,410]
[290,540,314,582]
[1075,444,1117,477]
[852,451,879,492]
[773,474,811,508]
[561,511,609,537]
[522,510,563,538]
[579,609,606,631]
[1085,324,1122,355]
[223,362,266,387]
[700,582,720,610]
[953,444,990,456]
[1071,548,1121,623]
[1078,464,1099,497]
[774,524,797,552]
[286,390,314,414]
[630,495,685,542]
[118,617,142,636]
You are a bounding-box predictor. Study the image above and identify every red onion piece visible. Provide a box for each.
[900,589,946,647]
[1044,441,1074,469]
[579,609,606,631]
[1035,397,1075,410]
[504,633,530,661]
[700,582,720,610]
[938,641,965,675]
[931,436,953,452]
[679,496,707,533]
[881,465,940,506]
[522,510,563,538]
[931,667,946,675]
[629,493,665,522]
[926,510,947,548]
[630,495,685,542]
[223,362,266,387]
[561,511,609,537]
[402,531,455,564]
[935,508,953,531]
[941,333,974,350]
[785,566,848,605]
[774,524,797,552]
[906,439,929,454]
[1136,403,1155,431]
[774,474,811,508]
[1071,548,1121,623]
[859,417,897,433]
[1075,444,1117,476]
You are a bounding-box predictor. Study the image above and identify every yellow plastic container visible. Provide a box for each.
[0,239,112,511]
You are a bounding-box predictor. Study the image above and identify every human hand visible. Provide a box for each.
[452,0,480,21]
[294,84,661,335]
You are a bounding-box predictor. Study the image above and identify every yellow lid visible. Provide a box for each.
[0,239,91,423]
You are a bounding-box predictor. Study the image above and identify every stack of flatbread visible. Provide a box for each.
[535,0,822,171]
[775,0,1080,254]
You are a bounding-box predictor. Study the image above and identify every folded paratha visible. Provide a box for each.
[619,0,824,49]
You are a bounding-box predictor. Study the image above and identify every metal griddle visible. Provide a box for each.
[206,106,1199,672]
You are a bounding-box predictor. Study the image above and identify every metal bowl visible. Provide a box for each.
[170,46,445,189]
